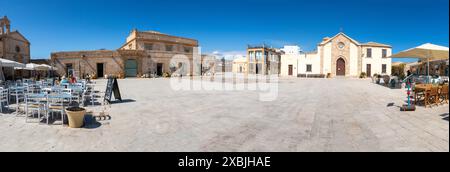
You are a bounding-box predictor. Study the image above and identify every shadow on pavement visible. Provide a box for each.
[441,113,449,122]
[110,99,136,104]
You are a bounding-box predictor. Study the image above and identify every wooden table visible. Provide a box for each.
[413,84,443,107]
[413,85,430,106]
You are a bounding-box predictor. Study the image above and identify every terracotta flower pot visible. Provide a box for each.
[65,107,86,128]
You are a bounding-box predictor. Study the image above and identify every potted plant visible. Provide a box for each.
[92,73,98,80]
[163,72,171,78]
[359,72,367,79]
[65,107,86,128]
[373,73,380,84]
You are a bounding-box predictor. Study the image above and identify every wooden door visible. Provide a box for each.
[288,65,293,76]
[336,58,345,76]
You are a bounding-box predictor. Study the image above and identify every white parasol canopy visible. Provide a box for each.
[389,43,449,81]
[0,58,26,81]
[39,64,58,70]
[25,63,50,71]
[0,58,26,68]
[389,43,449,60]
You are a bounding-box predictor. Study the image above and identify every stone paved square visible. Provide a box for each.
[0,78,448,152]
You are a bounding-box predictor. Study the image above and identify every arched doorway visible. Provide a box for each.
[336,58,346,76]
[125,59,138,77]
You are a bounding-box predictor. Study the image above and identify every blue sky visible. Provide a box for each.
[1,0,449,62]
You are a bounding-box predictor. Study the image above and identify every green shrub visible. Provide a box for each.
[163,72,171,78]
[359,72,367,78]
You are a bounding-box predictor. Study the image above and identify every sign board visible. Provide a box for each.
[104,77,122,103]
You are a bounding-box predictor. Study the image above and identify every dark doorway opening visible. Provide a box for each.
[157,63,163,76]
[97,63,104,78]
[66,63,73,76]
[288,65,293,76]
[366,64,372,77]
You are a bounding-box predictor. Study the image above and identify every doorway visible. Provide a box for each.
[97,63,104,78]
[288,65,293,76]
[66,64,73,76]
[336,58,346,76]
[125,59,138,77]
[366,64,372,77]
[157,63,163,76]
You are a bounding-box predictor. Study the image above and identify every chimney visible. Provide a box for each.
[323,37,330,42]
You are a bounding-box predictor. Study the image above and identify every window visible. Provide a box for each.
[184,46,192,53]
[15,46,21,53]
[382,49,387,58]
[255,51,262,61]
[166,45,173,51]
[338,42,345,49]
[382,64,387,74]
[144,43,153,50]
[306,64,312,72]
[248,51,254,62]
[367,48,372,58]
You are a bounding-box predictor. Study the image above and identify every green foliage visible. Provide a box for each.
[359,72,367,79]
[163,72,171,78]
[392,64,406,80]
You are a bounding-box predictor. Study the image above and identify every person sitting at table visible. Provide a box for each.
[70,75,77,84]
[60,76,69,85]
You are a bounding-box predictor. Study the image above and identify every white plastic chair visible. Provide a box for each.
[9,87,25,116]
[47,95,65,125]
[25,94,46,123]
[0,88,9,113]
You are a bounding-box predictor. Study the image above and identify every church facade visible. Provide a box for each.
[281,32,392,77]
[0,16,31,79]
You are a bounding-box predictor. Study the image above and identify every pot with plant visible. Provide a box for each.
[359,72,367,79]
[65,106,86,128]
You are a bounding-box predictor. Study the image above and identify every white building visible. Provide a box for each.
[281,45,301,55]
[281,32,392,77]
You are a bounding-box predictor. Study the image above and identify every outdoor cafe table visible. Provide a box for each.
[25,93,72,123]
[26,93,73,112]
[67,86,83,93]
[28,93,73,99]
[413,84,443,106]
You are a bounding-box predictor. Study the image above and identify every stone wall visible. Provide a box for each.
[52,50,198,78]
[51,50,123,78]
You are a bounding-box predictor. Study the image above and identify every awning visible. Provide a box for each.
[14,63,52,71]
[0,58,26,68]
[389,43,449,60]
[389,43,449,79]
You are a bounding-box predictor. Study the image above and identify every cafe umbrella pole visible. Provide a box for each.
[401,79,416,111]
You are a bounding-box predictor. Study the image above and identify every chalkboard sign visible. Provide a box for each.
[104,77,122,103]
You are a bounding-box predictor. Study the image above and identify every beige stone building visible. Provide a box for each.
[246,45,282,75]
[281,32,392,77]
[1,16,31,79]
[51,29,199,78]
[232,57,248,73]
